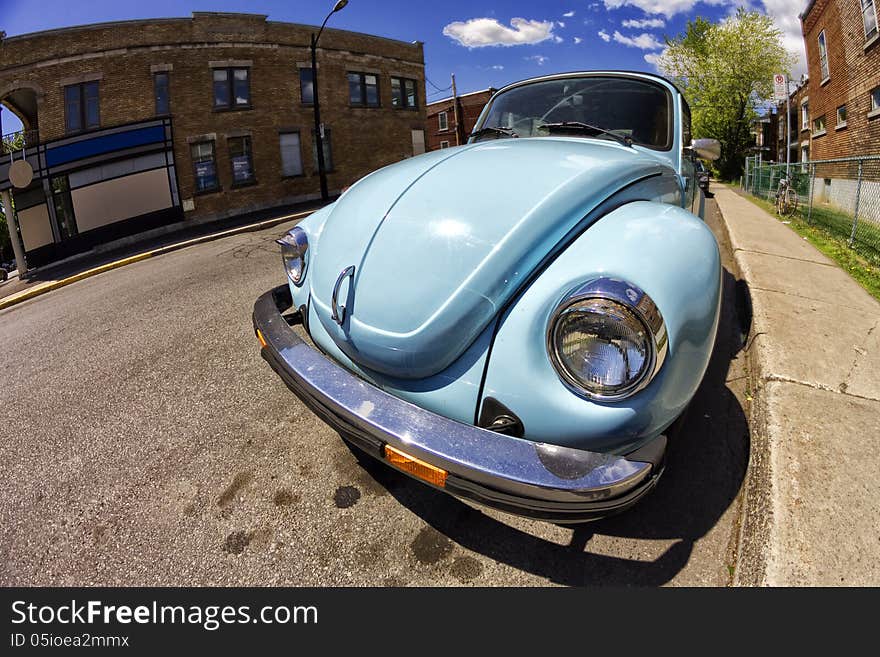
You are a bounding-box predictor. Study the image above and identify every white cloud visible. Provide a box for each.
[643,51,666,69]
[526,54,550,65]
[598,29,611,42]
[557,20,566,28]
[554,35,564,42]
[492,65,505,70]
[622,18,666,28]
[761,0,807,78]
[563,10,576,17]
[602,0,727,18]
[612,30,664,50]
[442,17,557,48]
[574,36,583,44]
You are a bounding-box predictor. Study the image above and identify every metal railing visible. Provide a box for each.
[743,155,880,261]
[1,129,39,155]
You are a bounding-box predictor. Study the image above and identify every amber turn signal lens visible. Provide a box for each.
[256,329,268,349]
[384,445,447,488]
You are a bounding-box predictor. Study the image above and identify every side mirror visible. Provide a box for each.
[691,138,721,161]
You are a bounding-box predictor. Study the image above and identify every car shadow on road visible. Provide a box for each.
[345,266,752,586]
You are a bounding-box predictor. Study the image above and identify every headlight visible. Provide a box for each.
[276,227,309,285]
[547,277,667,401]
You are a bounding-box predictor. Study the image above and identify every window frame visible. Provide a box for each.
[870,86,880,117]
[213,67,251,111]
[817,30,830,82]
[64,80,100,134]
[812,114,826,137]
[863,0,878,42]
[438,111,448,132]
[439,140,450,149]
[801,101,810,131]
[279,130,305,178]
[154,71,170,115]
[347,71,380,108]
[299,67,314,106]
[228,135,256,187]
[836,104,847,129]
[190,140,220,194]
[391,77,419,109]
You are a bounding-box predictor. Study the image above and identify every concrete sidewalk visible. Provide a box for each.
[714,186,880,586]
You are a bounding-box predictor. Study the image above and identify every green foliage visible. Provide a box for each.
[657,8,795,180]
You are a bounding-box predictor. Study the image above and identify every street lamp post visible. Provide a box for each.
[311,0,348,203]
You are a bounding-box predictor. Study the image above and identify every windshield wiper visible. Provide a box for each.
[469,126,519,140]
[539,122,633,147]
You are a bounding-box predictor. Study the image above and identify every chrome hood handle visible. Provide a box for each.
[331,265,355,325]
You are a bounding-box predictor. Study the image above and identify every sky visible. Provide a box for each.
[0,0,808,135]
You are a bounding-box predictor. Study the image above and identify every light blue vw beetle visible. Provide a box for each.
[253,71,722,522]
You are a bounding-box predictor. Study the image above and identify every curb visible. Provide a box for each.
[713,190,771,588]
[0,209,312,312]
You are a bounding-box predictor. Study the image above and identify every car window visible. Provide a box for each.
[477,76,672,150]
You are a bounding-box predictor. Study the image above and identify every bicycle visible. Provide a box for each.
[775,176,799,216]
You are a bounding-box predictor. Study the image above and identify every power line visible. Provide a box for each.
[426,76,452,93]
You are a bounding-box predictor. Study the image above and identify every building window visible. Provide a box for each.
[229,136,255,186]
[279,132,303,177]
[801,144,809,164]
[440,140,450,149]
[347,72,379,107]
[191,141,219,193]
[836,105,847,128]
[391,77,418,109]
[801,102,809,130]
[64,81,100,133]
[51,176,78,239]
[871,86,880,115]
[299,68,314,105]
[812,115,826,136]
[312,127,333,172]
[863,0,878,41]
[154,72,170,115]
[438,111,448,131]
[817,31,829,81]
[213,68,250,110]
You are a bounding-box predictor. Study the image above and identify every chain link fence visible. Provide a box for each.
[742,155,880,264]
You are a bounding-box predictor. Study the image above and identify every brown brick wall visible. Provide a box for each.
[0,13,426,222]
[425,89,493,151]
[802,0,880,160]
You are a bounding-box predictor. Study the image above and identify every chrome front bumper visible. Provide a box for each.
[253,285,666,522]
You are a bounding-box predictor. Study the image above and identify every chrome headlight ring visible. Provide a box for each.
[547,277,668,402]
[276,227,309,285]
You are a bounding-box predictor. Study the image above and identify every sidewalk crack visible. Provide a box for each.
[732,247,837,268]
[765,374,880,403]
[841,318,880,393]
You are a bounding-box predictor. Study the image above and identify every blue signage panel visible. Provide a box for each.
[46,125,166,167]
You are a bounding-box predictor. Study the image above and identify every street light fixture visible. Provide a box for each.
[311,0,348,203]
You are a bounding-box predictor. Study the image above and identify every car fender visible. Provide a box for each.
[479,200,722,454]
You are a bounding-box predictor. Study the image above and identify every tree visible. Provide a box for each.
[656,8,795,181]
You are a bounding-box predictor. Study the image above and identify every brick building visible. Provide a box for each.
[772,77,811,164]
[0,12,426,269]
[425,88,494,151]
[800,0,880,160]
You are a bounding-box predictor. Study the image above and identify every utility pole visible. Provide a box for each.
[786,86,791,178]
[451,73,461,146]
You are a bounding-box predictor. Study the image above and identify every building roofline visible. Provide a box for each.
[1,12,423,50]
[427,88,497,107]
[799,0,817,20]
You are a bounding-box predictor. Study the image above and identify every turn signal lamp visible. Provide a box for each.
[384,445,447,488]
[256,329,268,349]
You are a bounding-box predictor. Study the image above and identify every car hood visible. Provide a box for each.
[310,137,668,379]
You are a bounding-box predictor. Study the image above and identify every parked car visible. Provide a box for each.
[696,159,711,192]
[253,71,722,522]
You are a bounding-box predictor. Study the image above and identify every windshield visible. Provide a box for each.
[475,76,673,150]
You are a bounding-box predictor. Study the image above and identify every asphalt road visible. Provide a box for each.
[0,194,751,586]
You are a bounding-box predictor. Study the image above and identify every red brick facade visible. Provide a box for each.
[0,12,426,223]
[425,89,494,151]
[801,0,880,160]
